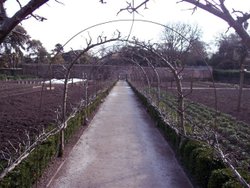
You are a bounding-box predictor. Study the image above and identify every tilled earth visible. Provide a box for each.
[163,81,250,124]
[184,88,250,124]
[0,81,100,154]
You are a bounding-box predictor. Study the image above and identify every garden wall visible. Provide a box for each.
[20,64,212,81]
[155,66,213,81]
[21,64,131,79]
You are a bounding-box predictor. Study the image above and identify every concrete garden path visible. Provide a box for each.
[48,81,193,188]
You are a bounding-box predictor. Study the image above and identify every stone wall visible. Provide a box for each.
[20,64,212,80]
[21,64,131,79]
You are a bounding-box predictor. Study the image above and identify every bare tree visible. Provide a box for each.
[0,0,58,44]
[118,45,162,103]
[160,22,203,66]
[115,0,250,47]
[234,45,247,111]
[58,32,121,156]
[178,0,250,48]
[123,39,187,135]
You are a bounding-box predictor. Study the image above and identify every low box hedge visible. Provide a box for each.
[213,69,250,84]
[129,81,249,188]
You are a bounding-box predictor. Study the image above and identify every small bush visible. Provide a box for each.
[208,169,233,188]
[180,140,202,163]
[194,149,224,187]
[0,74,7,80]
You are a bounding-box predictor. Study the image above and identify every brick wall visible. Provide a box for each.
[20,64,212,80]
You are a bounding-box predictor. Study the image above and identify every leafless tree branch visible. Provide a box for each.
[15,0,22,9]
[0,0,66,44]
[215,134,250,188]
[99,0,107,4]
[55,0,64,5]
[117,0,150,15]
[179,0,250,47]
[30,14,47,21]
[57,31,121,156]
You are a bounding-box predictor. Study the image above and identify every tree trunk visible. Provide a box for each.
[132,61,151,99]
[85,79,88,119]
[175,73,186,135]
[58,72,69,157]
[0,0,49,44]
[152,67,160,105]
[237,64,245,112]
[58,128,65,157]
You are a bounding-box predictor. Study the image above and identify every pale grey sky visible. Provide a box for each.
[5,0,250,52]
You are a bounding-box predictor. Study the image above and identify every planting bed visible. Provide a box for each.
[185,89,250,124]
[162,81,250,124]
[154,81,250,175]
[0,80,109,159]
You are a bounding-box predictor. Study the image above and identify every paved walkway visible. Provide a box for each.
[48,81,193,188]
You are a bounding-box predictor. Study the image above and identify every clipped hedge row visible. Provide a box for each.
[0,74,35,80]
[129,82,249,188]
[213,69,250,84]
[0,85,113,188]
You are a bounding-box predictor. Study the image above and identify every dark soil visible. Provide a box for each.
[0,81,103,155]
[166,81,250,124]
[184,88,250,124]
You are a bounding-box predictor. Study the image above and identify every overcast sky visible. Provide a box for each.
[5,0,250,52]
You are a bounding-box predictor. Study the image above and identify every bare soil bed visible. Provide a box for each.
[184,88,250,124]
[0,80,101,153]
[164,81,250,124]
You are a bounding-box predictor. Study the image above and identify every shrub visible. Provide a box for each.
[180,140,202,164]
[194,149,224,187]
[0,134,59,187]
[0,74,7,80]
[207,168,250,188]
[213,69,250,84]
[208,169,231,188]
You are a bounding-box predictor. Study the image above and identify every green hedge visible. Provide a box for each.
[129,81,249,188]
[0,84,114,188]
[213,69,250,84]
[0,135,60,188]
[0,74,36,80]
